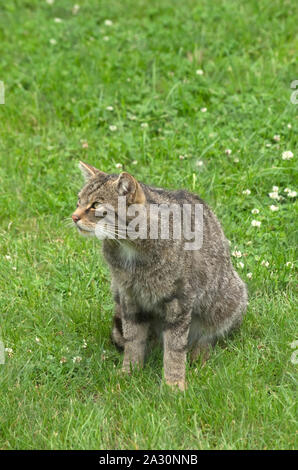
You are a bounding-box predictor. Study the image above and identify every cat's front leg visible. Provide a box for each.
[121,299,150,373]
[163,298,192,391]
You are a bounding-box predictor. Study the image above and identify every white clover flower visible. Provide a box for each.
[238,262,244,269]
[261,260,269,267]
[132,160,138,165]
[242,189,251,195]
[232,250,242,258]
[251,208,259,215]
[106,106,114,111]
[49,38,57,45]
[60,357,67,363]
[196,69,204,75]
[282,151,294,160]
[54,18,63,23]
[5,255,11,260]
[179,155,185,160]
[196,160,203,167]
[200,107,207,113]
[82,339,87,349]
[266,143,271,148]
[225,149,232,155]
[72,4,80,14]
[141,122,148,128]
[115,163,123,169]
[269,205,279,212]
[104,19,113,26]
[285,262,294,268]
[287,124,292,129]
[272,186,279,192]
[283,188,296,197]
[246,273,253,279]
[273,135,280,142]
[72,356,82,363]
[81,141,88,149]
[128,113,136,120]
[234,158,239,163]
[35,337,40,343]
[268,192,281,200]
[109,125,117,131]
[5,347,13,357]
[251,220,261,227]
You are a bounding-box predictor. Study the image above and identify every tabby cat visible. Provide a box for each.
[72,161,247,390]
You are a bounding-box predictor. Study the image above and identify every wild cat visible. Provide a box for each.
[72,161,247,391]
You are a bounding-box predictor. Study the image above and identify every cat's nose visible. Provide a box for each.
[72,214,80,223]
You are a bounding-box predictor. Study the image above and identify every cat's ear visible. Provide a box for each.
[115,172,145,204]
[78,161,105,181]
[116,172,135,196]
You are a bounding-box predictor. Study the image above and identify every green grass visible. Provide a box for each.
[0,0,297,450]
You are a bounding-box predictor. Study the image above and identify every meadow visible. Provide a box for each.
[0,0,297,449]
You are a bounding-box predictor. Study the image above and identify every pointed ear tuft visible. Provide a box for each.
[78,161,105,181]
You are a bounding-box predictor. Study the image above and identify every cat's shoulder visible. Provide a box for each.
[141,182,209,208]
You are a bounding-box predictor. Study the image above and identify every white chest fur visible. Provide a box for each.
[119,243,139,268]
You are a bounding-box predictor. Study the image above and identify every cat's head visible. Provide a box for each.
[72,161,146,238]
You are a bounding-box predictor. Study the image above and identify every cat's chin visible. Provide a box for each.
[77,226,95,238]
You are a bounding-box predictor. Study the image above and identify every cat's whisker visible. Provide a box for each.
[103,227,137,243]
[99,224,128,237]
[64,222,75,228]
[96,226,120,243]
[62,218,74,225]
[64,225,75,232]
[103,224,136,238]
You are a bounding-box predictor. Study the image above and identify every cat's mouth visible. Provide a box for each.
[76,223,95,235]
[78,226,93,232]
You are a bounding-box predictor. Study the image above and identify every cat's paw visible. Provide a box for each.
[121,364,132,374]
[121,360,143,374]
[165,379,186,392]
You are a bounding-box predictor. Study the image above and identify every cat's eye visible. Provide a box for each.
[90,202,101,210]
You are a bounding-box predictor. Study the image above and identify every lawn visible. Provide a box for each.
[0,0,297,450]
